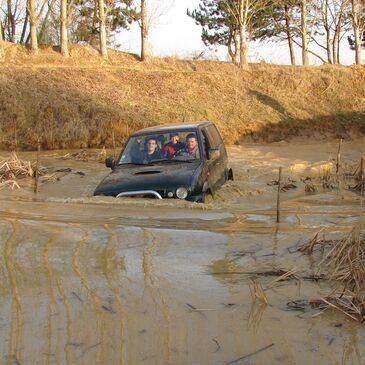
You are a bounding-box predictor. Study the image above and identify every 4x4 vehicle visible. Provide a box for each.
[94,121,233,202]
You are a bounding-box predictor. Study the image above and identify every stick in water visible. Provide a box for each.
[361,157,365,197]
[34,138,41,194]
[112,130,116,159]
[336,138,342,174]
[277,167,282,223]
[225,343,275,365]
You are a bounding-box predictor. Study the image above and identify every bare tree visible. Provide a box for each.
[98,0,108,59]
[350,0,365,64]
[60,0,69,57]
[28,0,38,54]
[316,0,349,64]
[222,0,270,68]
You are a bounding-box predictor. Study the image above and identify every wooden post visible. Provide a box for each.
[361,157,365,197]
[34,138,41,194]
[276,167,282,223]
[360,157,365,181]
[112,130,116,159]
[336,138,342,174]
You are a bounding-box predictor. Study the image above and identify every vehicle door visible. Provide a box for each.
[201,125,225,191]
[207,124,227,184]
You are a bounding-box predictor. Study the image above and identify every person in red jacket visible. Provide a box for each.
[162,133,185,159]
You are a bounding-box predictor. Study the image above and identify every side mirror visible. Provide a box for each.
[208,149,220,160]
[105,156,116,169]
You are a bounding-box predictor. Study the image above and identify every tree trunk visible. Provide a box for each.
[354,24,362,64]
[301,0,309,65]
[38,0,56,43]
[326,29,332,63]
[140,0,149,61]
[351,0,362,64]
[333,0,345,64]
[337,34,341,64]
[28,0,38,54]
[284,5,296,66]
[228,29,239,64]
[20,10,28,44]
[0,22,4,61]
[0,21,4,41]
[7,0,16,42]
[238,0,249,68]
[332,32,339,64]
[98,0,108,59]
[60,0,69,57]
[323,0,332,63]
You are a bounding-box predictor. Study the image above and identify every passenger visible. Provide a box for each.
[184,133,200,159]
[143,137,163,162]
[162,133,185,159]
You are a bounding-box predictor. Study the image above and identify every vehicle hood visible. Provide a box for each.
[94,161,202,196]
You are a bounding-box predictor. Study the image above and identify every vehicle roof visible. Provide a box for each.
[130,121,213,136]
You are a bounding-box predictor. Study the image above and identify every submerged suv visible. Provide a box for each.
[94,121,233,202]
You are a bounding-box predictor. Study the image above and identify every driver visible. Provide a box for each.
[143,137,162,162]
[162,133,185,159]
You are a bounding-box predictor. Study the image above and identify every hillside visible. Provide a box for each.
[0,42,364,150]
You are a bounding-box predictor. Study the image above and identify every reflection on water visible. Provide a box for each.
[0,140,364,364]
[0,219,364,365]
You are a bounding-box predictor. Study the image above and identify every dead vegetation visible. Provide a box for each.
[0,152,47,189]
[62,147,107,162]
[299,224,365,321]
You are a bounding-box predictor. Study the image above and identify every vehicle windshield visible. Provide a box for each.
[118,130,201,165]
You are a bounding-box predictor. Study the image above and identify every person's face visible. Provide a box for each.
[147,139,157,154]
[171,135,179,144]
[186,137,197,150]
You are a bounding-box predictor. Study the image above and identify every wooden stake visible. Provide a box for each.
[34,138,41,194]
[361,157,365,197]
[336,138,342,174]
[277,167,282,223]
[112,130,116,158]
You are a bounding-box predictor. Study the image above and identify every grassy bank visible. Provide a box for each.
[0,42,364,150]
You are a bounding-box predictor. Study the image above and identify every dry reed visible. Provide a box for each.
[300,224,365,321]
[62,147,106,162]
[0,152,47,189]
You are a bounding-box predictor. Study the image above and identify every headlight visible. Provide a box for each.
[176,187,188,199]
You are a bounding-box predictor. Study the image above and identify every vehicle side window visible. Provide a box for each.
[201,130,210,158]
[203,125,222,150]
[207,125,223,148]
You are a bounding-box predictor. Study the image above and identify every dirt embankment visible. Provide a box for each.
[0,42,364,150]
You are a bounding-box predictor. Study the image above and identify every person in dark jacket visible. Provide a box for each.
[143,137,163,162]
[162,133,185,159]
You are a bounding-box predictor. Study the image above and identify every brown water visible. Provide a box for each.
[0,139,364,365]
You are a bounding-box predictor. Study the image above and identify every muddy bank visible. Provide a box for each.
[1,44,365,149]
[0,140,364,365]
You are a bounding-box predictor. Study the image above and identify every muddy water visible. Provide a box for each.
[0,139,364,365]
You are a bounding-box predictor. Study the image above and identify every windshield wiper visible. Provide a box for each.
[152,159,194,163]
[119,162,154,166]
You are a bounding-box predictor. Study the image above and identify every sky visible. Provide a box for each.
[117,0,360,65]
